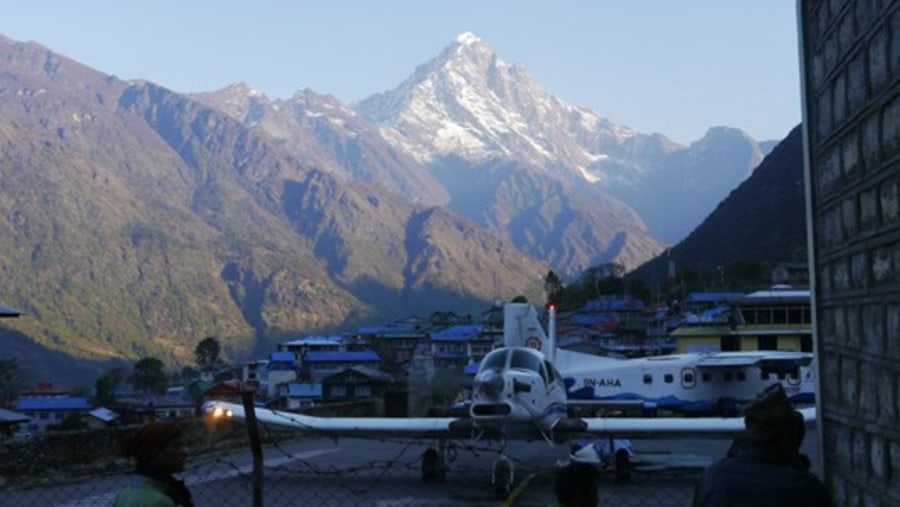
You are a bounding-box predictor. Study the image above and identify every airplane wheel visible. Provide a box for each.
[422,448,445,483]
[614,449,631,483]
[492,459,513,499]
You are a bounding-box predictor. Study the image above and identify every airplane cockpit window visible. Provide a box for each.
[510,349,542,375]
[481,349,507,371]
[543,360,556,383]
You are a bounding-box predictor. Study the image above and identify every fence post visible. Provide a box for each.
[241,389,263,507]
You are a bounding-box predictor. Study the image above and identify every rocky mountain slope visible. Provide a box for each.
[0,35,546,384]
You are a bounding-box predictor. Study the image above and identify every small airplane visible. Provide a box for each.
[204,304,816,497]
[502,302,815,416]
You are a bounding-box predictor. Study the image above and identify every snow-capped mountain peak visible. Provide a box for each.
[355,32,634,182]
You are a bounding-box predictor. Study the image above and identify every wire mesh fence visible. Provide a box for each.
[1,418,704,507]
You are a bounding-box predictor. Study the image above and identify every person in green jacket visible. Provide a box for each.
[549,462,599,507]
[113,421,194,507]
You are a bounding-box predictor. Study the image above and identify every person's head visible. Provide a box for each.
[554,462,599,507]
[742,384,805,458]
[122,421,187,474]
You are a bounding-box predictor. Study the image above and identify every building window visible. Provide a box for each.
[801,335,813,352]
[758,336,777,350]
[331,386,346,397]
[721,336,740,351]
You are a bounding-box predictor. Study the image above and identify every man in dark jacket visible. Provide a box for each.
[692,384,829,507]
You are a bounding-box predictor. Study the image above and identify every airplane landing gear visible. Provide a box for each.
[422,438,454,483]
[614,448,631,483]
[421,447,445,483]
[492,455,514,499]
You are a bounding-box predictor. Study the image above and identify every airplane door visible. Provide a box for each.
[681,367,697,389]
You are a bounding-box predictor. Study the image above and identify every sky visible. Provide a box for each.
[1,1,801,145]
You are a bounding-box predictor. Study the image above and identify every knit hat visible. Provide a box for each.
[122,421,183,464]
[742,384,801,443]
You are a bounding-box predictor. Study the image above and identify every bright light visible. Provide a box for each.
[225,409,234,418]
[212,406,224,418]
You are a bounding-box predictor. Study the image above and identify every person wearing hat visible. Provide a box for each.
[692,383,829,506]
[113,421,194,507]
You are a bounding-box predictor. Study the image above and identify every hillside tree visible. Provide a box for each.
[0,358,26,407]
[92,367,127,406]
[130,357,168,395]
[195,336,221,372]
[543,270,565,305]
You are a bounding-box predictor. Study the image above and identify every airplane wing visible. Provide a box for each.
[577,406,816,439]
[204,401,462,438]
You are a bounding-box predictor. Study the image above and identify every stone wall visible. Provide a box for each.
[799,0,900,505]
[0,399,382,488]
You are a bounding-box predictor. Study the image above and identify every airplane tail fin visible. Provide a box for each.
[503,303,552,355]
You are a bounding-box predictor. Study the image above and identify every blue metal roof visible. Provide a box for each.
[305,351,380,362]
[16,397,91,411]
[581,297,646,312]
[569,313,616,325]
[270,351,295,362]
[685,292,745,303]
[430,324,484,341]
[281,335,344,346]
[0,305,21,317]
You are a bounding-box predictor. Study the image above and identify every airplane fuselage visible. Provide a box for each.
[556,347,815,414]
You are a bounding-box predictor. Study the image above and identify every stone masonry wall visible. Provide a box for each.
[800,0,900,505]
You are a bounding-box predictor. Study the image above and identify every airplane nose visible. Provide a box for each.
[476,369,504,398]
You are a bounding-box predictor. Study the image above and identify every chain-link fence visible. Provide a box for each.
[1,417,704,507]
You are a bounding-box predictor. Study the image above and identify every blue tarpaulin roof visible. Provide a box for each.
[16,397,91,411]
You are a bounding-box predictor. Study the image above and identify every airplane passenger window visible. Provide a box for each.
[790,371,799,379]
[664,374,673,383]
[761,371,770,380]
[701,373,711,382]
[777,372,786,380]
[643,374,652,384]
[510,349,542,373]
[737,372,746,381]
[684,373,694,384]
[724,372,733,382]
